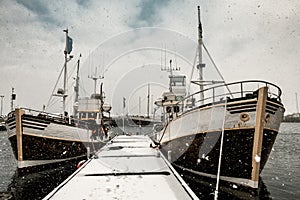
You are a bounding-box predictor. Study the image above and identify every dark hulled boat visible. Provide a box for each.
[5,108,103,172]
[5,30,110,173]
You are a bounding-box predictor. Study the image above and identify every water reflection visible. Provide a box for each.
[6,164,76,200]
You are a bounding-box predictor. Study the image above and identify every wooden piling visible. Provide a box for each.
[251,87,268,185]
[15,108,24,161]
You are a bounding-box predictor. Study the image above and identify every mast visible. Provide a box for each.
[0,95,4,116]
[296,92,299,113]
[197,6,205,104]
[63,29,68,112]
[88,68,104,95]
[139,96,141,117]
[147,83,150,118]
[73,54,81,116]
[63,29,73,112]
[100,82,104,127]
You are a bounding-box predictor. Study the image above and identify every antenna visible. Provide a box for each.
[88,73,104,95]
[147,83,150,118]
[161,59,180,75]
[296,92,299,113]
[0,95,4,116]
[88,64,104,95]
[160,44,163,71]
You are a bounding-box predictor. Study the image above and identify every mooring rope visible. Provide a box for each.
[214,97,228,199]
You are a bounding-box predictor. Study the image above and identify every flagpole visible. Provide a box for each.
[122,97,125,133]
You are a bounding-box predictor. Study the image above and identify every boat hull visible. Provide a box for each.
[6,109,105,172]
[160,128,277,188]
[157,94,284,188]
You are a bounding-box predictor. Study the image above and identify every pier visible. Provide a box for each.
[43,135,199,200]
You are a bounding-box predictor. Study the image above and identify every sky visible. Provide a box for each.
[0,0,299,116]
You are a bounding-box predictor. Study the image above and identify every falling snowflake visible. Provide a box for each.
[254,154,261,162]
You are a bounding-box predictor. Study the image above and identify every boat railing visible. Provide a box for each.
[14,107,91,127]
[178,80,282,112]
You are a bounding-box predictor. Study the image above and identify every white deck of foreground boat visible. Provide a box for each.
[43,135,199,200]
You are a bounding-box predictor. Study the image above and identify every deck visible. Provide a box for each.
[43,135,199,200]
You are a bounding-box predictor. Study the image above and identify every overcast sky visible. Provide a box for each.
[0,0,299,116]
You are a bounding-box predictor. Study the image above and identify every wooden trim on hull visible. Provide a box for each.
[16,109,24,162]
[251,87,267,183]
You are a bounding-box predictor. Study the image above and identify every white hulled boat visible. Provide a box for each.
[153,6,285,189]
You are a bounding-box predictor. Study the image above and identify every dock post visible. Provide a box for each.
[15,108,24,161]
[251,86,268,187]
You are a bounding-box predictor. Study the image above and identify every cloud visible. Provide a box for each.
[131,0,170,27]
[0,0,299,115]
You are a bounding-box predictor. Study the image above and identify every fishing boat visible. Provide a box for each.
[283,93,300,122]
[112,84,160,131]
[283,113,300,122]
[153,6,285,189]
[5,30,109,173]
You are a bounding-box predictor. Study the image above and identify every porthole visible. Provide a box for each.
[240,113,250,122]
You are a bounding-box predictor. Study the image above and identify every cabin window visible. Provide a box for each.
[88,113,95,119]
[166,106,172,113]
[170,76,186,86]
[174,106,180,113]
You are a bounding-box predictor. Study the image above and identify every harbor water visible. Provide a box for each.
[0,123,299,199]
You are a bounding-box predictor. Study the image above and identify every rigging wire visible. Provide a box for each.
[203,43,233,98]
[187,48,198,95]
[46,63,65,109]
[45,56,79,110]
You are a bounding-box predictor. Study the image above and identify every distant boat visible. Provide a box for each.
[283,113,300,122]
[5,30,109,173]
[112,84,160,128]
[153,6,285,189]
[112,115,160,127]
[283,93,300,122]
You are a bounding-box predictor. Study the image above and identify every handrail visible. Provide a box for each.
[177,80,282,108]
[13,107,91,127]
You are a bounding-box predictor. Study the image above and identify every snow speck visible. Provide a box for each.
[254,154,261,162]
